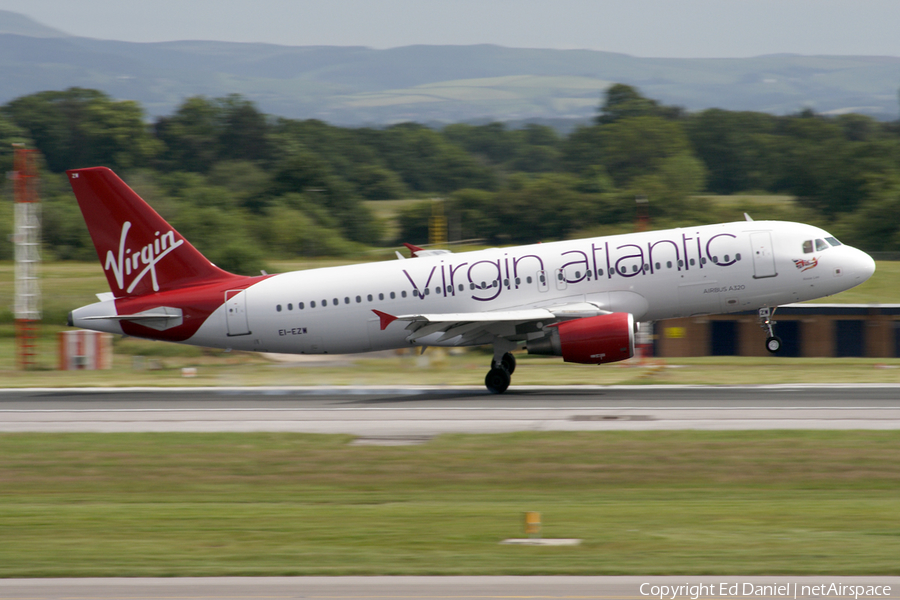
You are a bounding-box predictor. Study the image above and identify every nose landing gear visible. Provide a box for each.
[758,307,782,353]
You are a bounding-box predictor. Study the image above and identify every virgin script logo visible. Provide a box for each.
[105,221,184,293]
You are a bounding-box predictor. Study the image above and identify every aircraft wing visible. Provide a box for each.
[373,302,610,345]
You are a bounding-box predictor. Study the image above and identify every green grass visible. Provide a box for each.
[339,75,609,109]
[0,430,898,576]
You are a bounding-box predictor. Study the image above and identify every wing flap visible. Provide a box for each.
[397,309,556,324]
[374,308,557,345]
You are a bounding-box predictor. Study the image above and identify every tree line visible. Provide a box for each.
[2,84,900,273]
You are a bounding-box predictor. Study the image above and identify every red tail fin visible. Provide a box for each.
[67,167,236,297]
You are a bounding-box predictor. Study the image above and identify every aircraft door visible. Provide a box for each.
[225,290,251,336]
[750,232,778,279]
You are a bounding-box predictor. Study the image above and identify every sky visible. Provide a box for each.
[2,0,900,58]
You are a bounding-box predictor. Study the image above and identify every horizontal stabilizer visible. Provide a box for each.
[82,306,183,331]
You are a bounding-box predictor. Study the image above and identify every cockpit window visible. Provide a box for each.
[825,236,842,247]
[802,240,813,254]
[815,238,829,251]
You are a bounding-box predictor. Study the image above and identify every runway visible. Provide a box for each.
[0,576,897,600]
[2,385,900,434]
[3,393,899,598]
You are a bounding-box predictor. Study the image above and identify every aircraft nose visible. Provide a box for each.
[850,248,876,283]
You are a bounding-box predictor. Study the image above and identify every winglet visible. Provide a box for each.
[403,243,424,257]
[372,309,398,330]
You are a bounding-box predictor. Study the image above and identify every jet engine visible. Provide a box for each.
[527,312,635,364]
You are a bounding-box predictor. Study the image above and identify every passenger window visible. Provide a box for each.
[344,297,350,304]
[311,301,316,308]
[402,291,407,298]
[322,299,327,306]
[667,261,672,268]
[356,296,362,303]
[276,305,282,312]
[299,302,304,310]
[390,291,396,299]
[815,239,829,251]
[526,276,533,284]
[287,303,293,310]
[802,240,813,253]
[367,294,373,301]
[379,293,385,300]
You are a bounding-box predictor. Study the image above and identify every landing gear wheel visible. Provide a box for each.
[485,367,511,394]
[493,352,516,375]
[758,307,781,354]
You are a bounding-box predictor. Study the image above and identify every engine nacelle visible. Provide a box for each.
[527,312,635,364]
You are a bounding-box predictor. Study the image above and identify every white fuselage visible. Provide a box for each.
[133,220,871,355]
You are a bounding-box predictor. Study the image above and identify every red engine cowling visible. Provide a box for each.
[527,313,635,364]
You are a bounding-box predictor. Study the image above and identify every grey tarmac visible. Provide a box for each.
[0,576,898,600]
[2,385,900,434]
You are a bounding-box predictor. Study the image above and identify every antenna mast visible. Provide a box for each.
[13,147,41,369]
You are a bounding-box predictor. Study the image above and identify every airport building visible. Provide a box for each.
[654,304,900,358]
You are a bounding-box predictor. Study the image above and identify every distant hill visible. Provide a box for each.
[1,10,899,124]
[0,10,68,38]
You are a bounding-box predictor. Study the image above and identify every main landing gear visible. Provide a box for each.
[485,351,516,394]
[758,306,782,354]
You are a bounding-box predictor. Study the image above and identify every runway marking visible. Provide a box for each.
[4,383,900,394]
[3,407,900,413]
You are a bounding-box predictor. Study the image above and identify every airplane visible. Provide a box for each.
[67,167,876,393]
